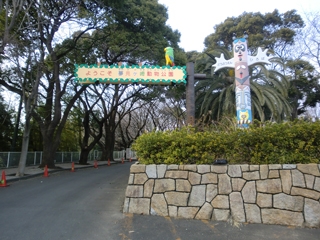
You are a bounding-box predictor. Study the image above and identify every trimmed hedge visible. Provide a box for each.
[132,120,320,165]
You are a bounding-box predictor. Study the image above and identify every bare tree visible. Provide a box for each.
[0,1,112,169]
[145,91,187,132]
[0,0,31,55]
[96,84,148,161]
[0,1,44,176]
[300,11,320,70]
[77,85,106,165]
[14,47,43,176]
[295,11,320,119]
[115,101,150,150]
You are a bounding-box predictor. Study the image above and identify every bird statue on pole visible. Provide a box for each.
[164,47,175,67]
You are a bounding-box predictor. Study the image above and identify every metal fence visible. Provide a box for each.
[0,149,137,168]
[113,150,125,160]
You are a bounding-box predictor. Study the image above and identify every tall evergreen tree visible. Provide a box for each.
[204,9,304,58]
[286,59,320,120]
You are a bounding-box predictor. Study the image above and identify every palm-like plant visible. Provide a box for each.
[195,48,292,122]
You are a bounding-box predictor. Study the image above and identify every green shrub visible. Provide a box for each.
[132,120,320,165]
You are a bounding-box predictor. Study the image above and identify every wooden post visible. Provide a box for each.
[186,63,207,126]
[186,62,195,126]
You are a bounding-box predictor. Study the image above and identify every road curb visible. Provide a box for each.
[6,161,129,183]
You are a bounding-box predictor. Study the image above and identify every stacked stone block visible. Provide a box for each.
[123,163,320,228]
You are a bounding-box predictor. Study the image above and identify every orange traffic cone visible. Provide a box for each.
[43,165,49,177]
[130,157,132,162]
[95,160,98,168]
[71,162,75,172]
[108,159,110,166]
[0,171,9,187]
[121,158,124,164]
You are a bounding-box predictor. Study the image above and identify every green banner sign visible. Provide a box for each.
[74,64,187,85]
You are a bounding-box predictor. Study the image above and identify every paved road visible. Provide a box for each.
[1,163,130,240]
[1,162,319,240]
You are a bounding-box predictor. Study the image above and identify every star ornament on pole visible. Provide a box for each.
[212,32,274,128]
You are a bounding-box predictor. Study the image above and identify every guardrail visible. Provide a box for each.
[0,149,137,168]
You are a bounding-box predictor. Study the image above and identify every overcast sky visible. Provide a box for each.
[158,0,320,52]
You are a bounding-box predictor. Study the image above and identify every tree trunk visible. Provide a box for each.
[291,103,299,121]
[15,116,31,176]
[78,104,104,164]
[39,136,59,168]
[79,148,90,165]
[104,127,116,161]
[98,141,107,161]
[15,49,43,175]
[79,111,90,165]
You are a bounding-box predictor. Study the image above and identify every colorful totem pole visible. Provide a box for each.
[213,32,273,128]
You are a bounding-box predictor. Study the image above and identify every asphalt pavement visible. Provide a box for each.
[1,161,319,240]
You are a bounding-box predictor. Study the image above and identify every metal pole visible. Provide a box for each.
[34,152,36,165]
[186,62,195,126]
[7,152,10,168]
[194,74,206,79]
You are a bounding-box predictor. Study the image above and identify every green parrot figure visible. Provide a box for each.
[164,47,175,67]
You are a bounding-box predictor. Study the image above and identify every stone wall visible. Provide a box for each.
[123,163,320,228]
